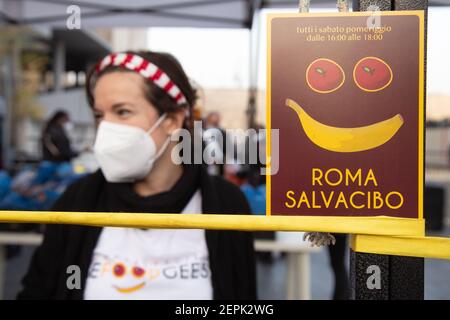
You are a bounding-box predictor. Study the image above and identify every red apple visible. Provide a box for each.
[353,57,393,92]
[306,58,345,93]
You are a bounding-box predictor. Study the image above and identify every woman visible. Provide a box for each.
[18,51,256,300]
[41,110,78,163]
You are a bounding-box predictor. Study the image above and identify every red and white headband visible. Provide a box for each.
[95,53,187,105]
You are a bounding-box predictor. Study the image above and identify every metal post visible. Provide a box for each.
[350,250,424,299]
[1,1,24,168]
[298,0,310,13]
[350,0,427,300]
[1,55,14,169]
[53,36,65,92]
[8,36,21,163]
[297,253,310,300]
[352,0,391,11]
[247,1,260,129]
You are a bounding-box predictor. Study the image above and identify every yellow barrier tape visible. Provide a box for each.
[0,211,424,236]
[350,234,450,260]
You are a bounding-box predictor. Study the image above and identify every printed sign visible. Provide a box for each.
[267,11,424,222]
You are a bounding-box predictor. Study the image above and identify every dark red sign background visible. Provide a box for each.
[270,14,423,218]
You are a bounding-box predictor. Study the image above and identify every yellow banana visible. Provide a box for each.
[113,282,146,293]
[285,98,404,153]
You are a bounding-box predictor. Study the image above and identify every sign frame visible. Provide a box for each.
[265,10,425,236]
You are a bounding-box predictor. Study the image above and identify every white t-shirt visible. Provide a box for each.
[84,190,213,300]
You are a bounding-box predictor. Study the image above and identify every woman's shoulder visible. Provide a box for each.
[66,169,105,193]
[210,175,242,194]
[207,174,251,214]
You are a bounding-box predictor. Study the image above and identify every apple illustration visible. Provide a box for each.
[306,58,345,93]
[132,266,145,278]
[113,262,126,277]
[353,57,393,92]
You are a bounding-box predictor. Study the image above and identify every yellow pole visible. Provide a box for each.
[0,210,424,236]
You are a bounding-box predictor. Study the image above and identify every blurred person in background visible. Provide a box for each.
[18,50,256,300]
[203,111,230,176]
[239,125,273,262]
[41,110,78,163]
[448,143,450,166]
[239,124,266,214]
[205,111,221,129]
[327,234,349,300]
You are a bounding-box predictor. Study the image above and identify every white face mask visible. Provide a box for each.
[93,114,170,183]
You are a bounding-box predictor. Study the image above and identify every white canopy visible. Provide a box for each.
[1,0,256,28]
[1,0,445,29]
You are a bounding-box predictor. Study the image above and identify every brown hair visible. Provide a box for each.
[85,50,197,130]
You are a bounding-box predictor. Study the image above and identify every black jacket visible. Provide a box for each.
[17,167,256,300]
[42,125,78,162]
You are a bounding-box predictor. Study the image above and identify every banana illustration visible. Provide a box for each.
[285,98,404,153]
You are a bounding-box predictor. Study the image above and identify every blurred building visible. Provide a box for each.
[426,94,450,168]
[1,26,150,166]
[9,29,110,164]
[201,88,265,129]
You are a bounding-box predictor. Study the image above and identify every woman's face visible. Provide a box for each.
[93,71,178,152]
